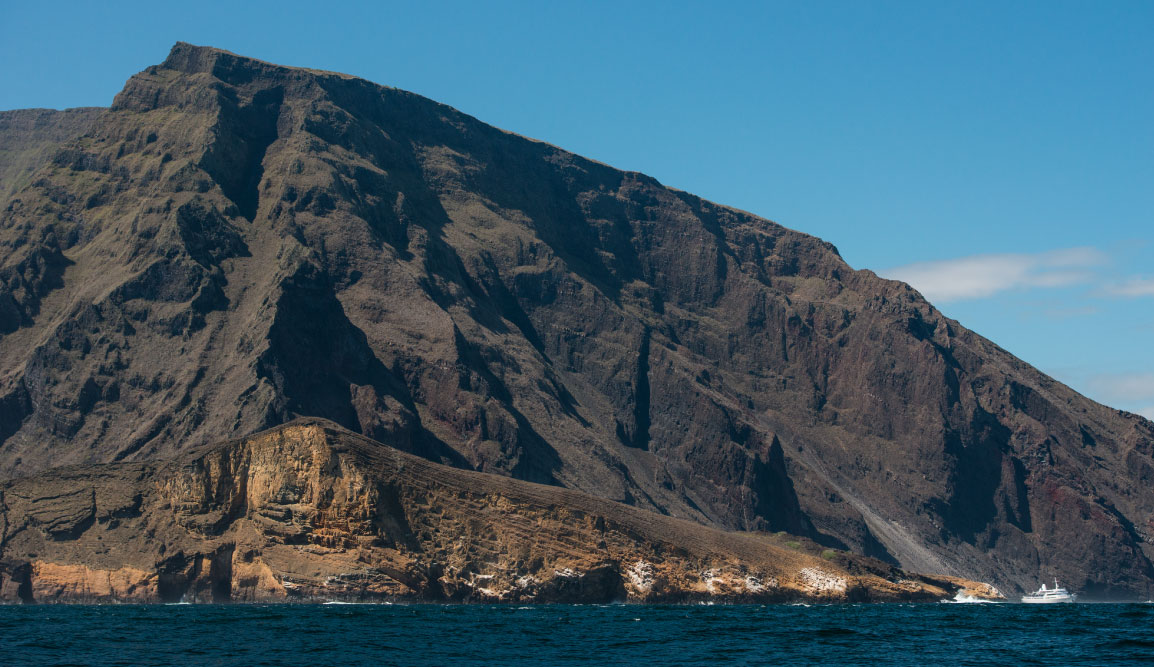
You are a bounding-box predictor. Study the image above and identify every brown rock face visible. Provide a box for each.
[0,419,989,603]
[0,108,104,202]
[1,43,1152,598]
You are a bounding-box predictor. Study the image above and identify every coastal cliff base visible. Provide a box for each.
[0,420,999,604]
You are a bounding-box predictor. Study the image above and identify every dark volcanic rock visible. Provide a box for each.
[0,43,1151,598]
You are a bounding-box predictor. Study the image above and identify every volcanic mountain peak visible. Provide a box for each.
[0,43,1151,598]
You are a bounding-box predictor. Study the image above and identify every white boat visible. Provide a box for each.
[1021,578,1076,604]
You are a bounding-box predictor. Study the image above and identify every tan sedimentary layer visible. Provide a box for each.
[0,420,999,603]
[28,563,157,602]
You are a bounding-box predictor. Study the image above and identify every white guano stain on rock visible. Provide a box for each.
[700,568,725,594]
[798,568,847,594]
[626,560,655,593]
[744,574,776,593]
[467,573,508,599]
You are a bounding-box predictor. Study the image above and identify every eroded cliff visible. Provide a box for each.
[0,420,996,603]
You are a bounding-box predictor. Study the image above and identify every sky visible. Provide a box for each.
[1,0,1151,418]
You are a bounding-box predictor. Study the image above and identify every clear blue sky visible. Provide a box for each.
[2,0,1151,417]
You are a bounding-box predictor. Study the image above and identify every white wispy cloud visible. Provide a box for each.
[1102,277,1154,298]
[880,247,1107,303]
[1086,373,1154,403]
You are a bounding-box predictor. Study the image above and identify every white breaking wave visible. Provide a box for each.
[942,591,999,604]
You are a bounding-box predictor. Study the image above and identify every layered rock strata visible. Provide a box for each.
[0,419,998,603]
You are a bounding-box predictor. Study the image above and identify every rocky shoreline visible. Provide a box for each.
[0,420,1001,605]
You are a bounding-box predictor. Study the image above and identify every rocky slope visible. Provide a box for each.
[0,418,1000,603]
[0,43,1151,598]
[0,108,104,202]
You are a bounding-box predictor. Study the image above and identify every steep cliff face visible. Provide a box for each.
[0,419,994,603]
[0,43,1151,597]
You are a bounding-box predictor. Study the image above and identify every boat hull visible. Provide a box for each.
[1021,595,1075,604]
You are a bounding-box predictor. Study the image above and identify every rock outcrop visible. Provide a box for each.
[1,43,1151,597]
[0,419,996,603]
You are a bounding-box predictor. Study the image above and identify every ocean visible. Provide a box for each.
[1,602,1152,666]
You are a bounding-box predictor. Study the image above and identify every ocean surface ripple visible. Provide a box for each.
[1,602,1152,666]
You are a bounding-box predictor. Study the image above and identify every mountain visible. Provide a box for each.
[1,418,999,603]
[0,108,104,203]
[1,43,1151,598]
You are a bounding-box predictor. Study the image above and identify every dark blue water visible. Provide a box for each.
[1,602,1152,666]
